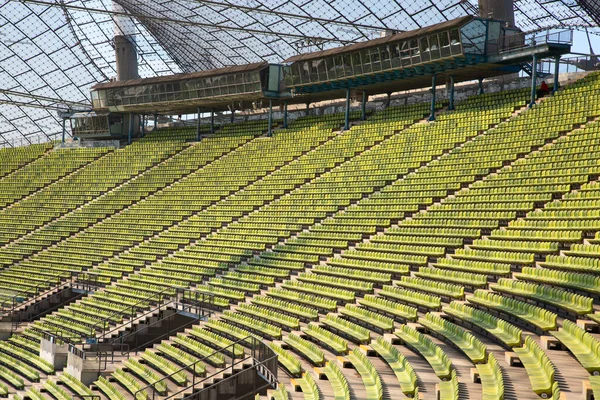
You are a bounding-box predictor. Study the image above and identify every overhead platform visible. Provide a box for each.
[281,16,572,103]
[90,62,284,115]
[86,15,573,136]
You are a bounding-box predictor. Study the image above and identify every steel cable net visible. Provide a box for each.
[0,0,598,147]
[0,0,180,147]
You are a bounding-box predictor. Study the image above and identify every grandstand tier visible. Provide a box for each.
[2,72,600,400]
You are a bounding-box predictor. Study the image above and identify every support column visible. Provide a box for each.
[153,114,158,130]
[305,102,310,117]
[283,102,288,128]
[478,78,484,95]
[344,89,351,131]
[448,76,455,111]
[61,118,66,143]
[530,54,538,108]
[429,75,437,122]
[230,109,235,124]
[553,56,560,94]
[210,110,215,134]
[361,91,368,121]
[268,100,273,137]
[386,92,391,108]
[128,113,133,144]
[196,107,201,141]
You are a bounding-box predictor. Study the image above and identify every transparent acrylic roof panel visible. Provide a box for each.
[0,0,180,147]
[0,0,598,147]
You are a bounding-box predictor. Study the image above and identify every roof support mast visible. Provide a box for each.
[478,0,515,26]
[114,1,139,141]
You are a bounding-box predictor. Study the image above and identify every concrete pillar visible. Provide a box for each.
[40,336,69,370]
[268,100,273,137]
[344,89,351,131]
[127,113,133,144]
[66,350,100,386]
[553,56,560,94]
[283,102,288,128]
[478,78,484,95]
[113,1,139,82]
[386,92,391,108]
[530,54,538,107]
[140,115,145,137]
[361,91,368,121]
[196,107,201,141]
[429,75,437,122]
[114,36,139,81]
[448,76,455,111]
[230,109,235,124]
[305,102,310,117]
[210,110,215,134]
[62,118,66,143]
[153,114,158,130]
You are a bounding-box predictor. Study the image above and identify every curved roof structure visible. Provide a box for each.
[0,0,598,147]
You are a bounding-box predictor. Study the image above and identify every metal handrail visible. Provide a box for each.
[133,335,277,400]
[91,287,214,342]
[111,301,209,354]
[487,28,573,55]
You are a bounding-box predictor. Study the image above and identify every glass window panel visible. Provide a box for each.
[429,34,440,60]
[342,54,353,76]
[326,57,337,79]
[380,45,391,70]
[419,37,430,62]
[370,47,382,72]
[315,59,327,81]
[440,31,451,57]
[362,50,372,73]
[352,53,362,75]
[461,20,487,54]
[308,61,318,82]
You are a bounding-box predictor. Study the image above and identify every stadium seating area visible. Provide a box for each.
[0,73,600,400]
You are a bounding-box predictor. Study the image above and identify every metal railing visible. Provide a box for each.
[0,269,103,311]
[0,271,100,332]
[68,341,130,371]
[133,335,278,400]
[110,299,210,354]
[89,287,214,343]
[487,29,573,55]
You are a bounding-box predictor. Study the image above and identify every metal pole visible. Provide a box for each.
[386,92,391,108]
[429,75,437,121]
[230,109,235,124]
[196,107,201,141]
[283,102,288,128]
[153,114,157,130]
[361,91,367,121]
[344,89,350,131]
[128,113,133,144]
[478,78,484,95]
[530,54,538,107]
[210,110,215,134]
[448,75,455,111]
[61,118,66,144]
[305,102,310,117]
[553,55,560,94]
[141,115,145,137]
[268,100,273,137]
